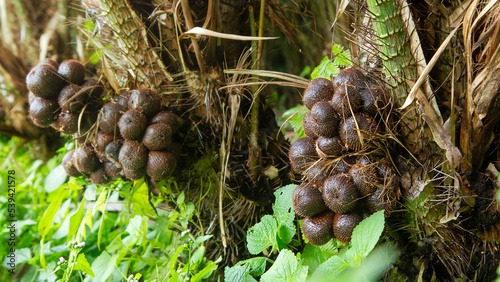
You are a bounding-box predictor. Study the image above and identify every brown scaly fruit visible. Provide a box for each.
[302,211,335,246]
[289,137,319,173]
[26,63,64,99]
[55,112,78,135]
[39,58,59,69]
[333,213,362,244]
[146,151,177,180]
[115,91,132,108]
[89,167,109,184]
[105,140,123,165]
[323,173,359,214]
[58,59,86,85]
[331,84,362,117]
[293,182,328,217]
[118,140,148,170]
[339,113,377,151]
[58,84,85,112]
[118,110,147,140]
[142,123,172,151]
[332,68,368,90]
[331,157,352,174]
[128,88,162,118]
[123,167,146,180]
[81,78,104,100]
[104,161,122,179]
[99,102,126,135]
[151,111,180,133]
[305,160,331,183]
[359,84,388,115]
[366,187,396,217]
[73,146,100,174]
[316,136,344,157]
[29,97,59,127]
[310,101,338,137]
[302,112,319,139]
[349,163,379,196]
[62,150,81,177]
[94,131,115,161]
[302,78,335,110]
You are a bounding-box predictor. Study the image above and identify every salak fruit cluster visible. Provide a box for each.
[290,68,400,245]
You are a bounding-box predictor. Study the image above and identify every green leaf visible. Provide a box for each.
[224,265,258,282]
[194,235,213,245]
[73,253,95,277]
[44,165,67,192]
[90,251,118,282]
[84,184,97,201]
[68,199,86,241]
[260,249,308,282]
[191,260,219,282]
[310,255,348,281]
[38,188,65,239]
[132,181,157,218]
[311,56,340,80]
[319,240,339,260]
[301,244,324,274]
[247,215,278,255]
[273,185,297,244]
[351,210,385,258]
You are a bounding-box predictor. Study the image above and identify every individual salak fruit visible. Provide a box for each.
[89,167,108,184]
[39,58,59,69]
[331,84,362,117]
[29,96,59,127]
[359,84,388,115]
[114,91,132,108]
[293,182,328,217]
[58,59,86,85]
[62,150,81,177]
[94,131,115,161]
[55,112,78,135]
[332,68,368,90]
[118,140,148,170]
[151,111,180,133]
[81,77,103,100]
[305,160,331,183]
[366,187,396,217]
[316,136,344,157]
[58,84,85,112]
[302,112,319,139]
[26,63,64,99]
[146,151,177,180]
[310,101,339,137]
[99,102,126,135]
[128,88,162,118]
[302,78,335,109]
[302,211,335,246]
[333,213,362,244]
[349,163,379,196]
[73,146,100,174]
[142,123,172,151]
[118,110,147,140]
[104,161,122,179]
[105,140,123,165]
[289,137,319,173]
[123,167,146,180]
[323,173,359,214]
[339,113,376,151]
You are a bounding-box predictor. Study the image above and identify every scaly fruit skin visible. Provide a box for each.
[58,84,84,112]
[118,140,148,170]
[146,151,176,180]
[322,174,359,214]
[73,146,100,174]
[306,160,331,183]
[332,68,368,91]
[316,136,344,157]
[302,212,335,246]
[55,112,79,135]
[26,64,64,99]
[58,59,86,85]
[293,182,329,217]
[99,102,126,135]
[29,97,59,127]
[331,84,362,117]
[303,78,335,109]
[303,112,320,139]
[333,213,361,244]
[151,111,180,133]
[289,137,319,173]
[339,113,376,151]
[142,123,172,151]
[310,101,339,137]
[128,88,162,118]
[62,150,81,177]
[349,163,378,196]
[118,110,147,140]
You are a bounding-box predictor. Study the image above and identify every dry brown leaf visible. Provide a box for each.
[182,27,278,41]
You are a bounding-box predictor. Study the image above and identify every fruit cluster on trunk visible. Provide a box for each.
[290,68,400,245]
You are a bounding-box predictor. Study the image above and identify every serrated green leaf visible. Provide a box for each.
[351,210,385,258]
[261,249,308,282]
[73,253,94,277]
[131,181,157,218]
[224,265,258,282]
[311,56,340,79]
[301,244,324,275]
[273,185,297,244]
[310,255,348,281]
[319,240,339,260]
[67,199,86,241]
[247,215,278,255]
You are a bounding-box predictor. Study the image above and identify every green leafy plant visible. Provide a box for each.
[225,184,398,282]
